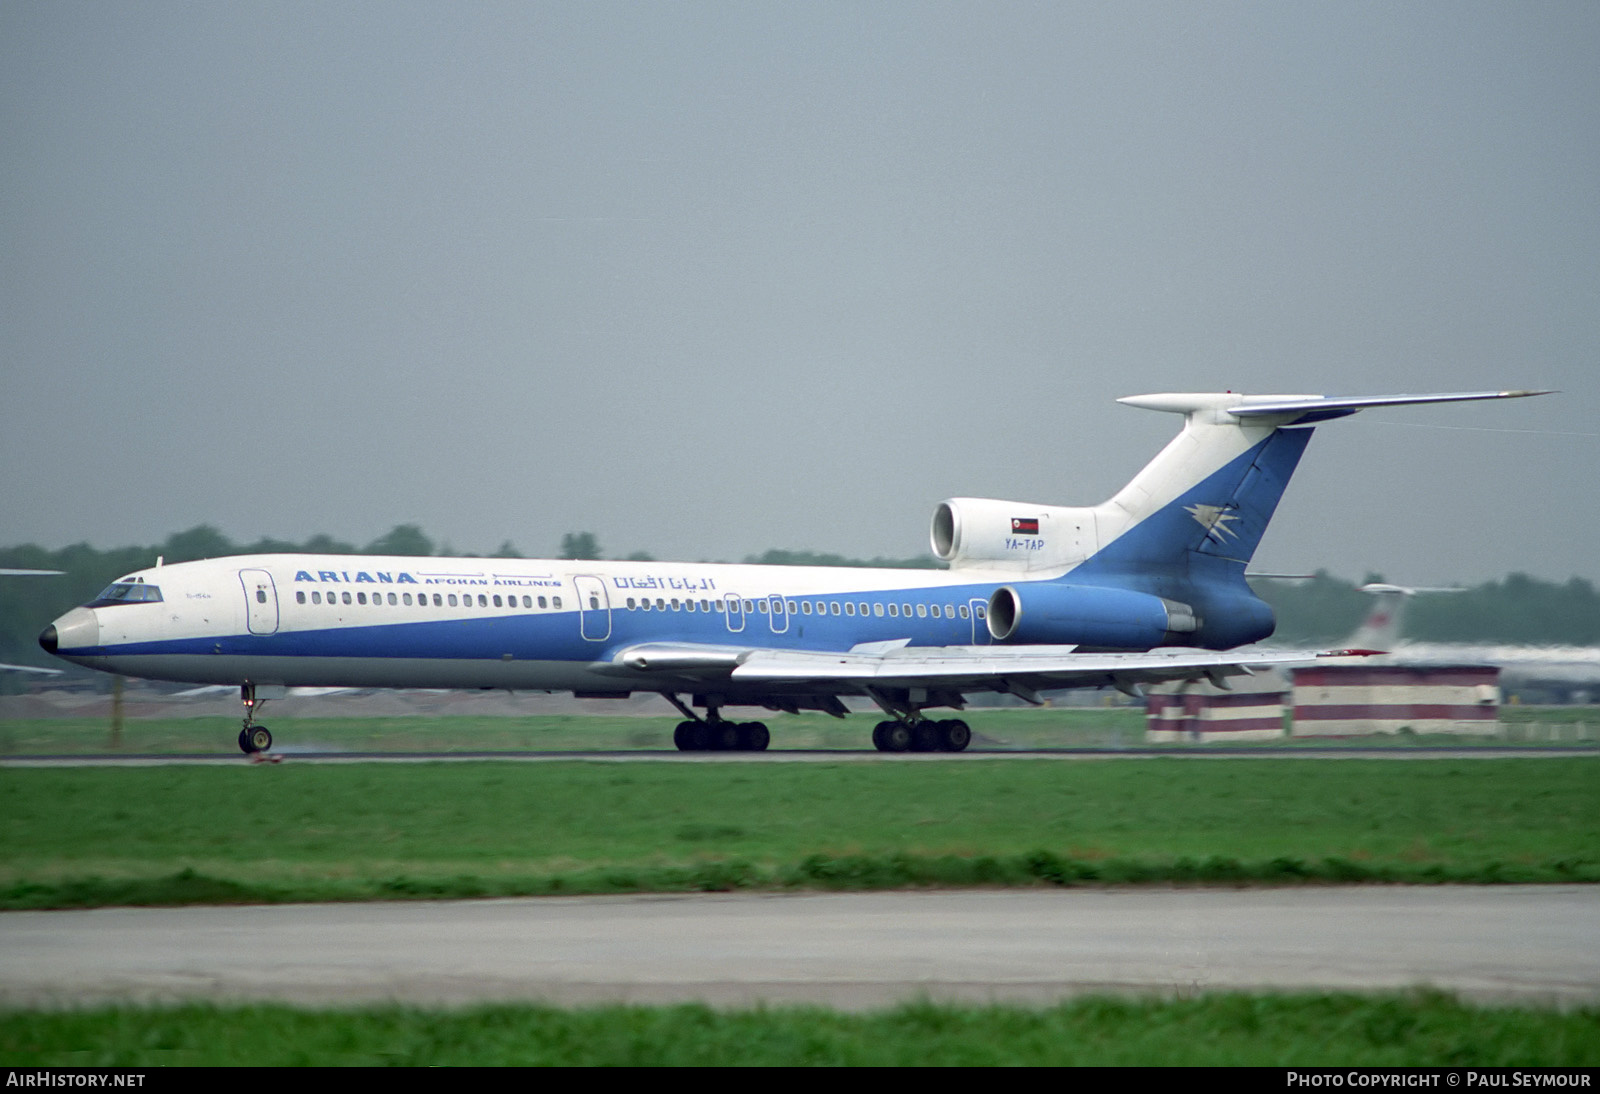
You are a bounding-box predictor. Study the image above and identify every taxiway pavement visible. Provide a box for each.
[3,886,1595,1010]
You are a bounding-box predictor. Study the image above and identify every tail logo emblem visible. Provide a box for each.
[1185,503,1240,541]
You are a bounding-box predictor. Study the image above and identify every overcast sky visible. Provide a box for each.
[3,2,1595,585]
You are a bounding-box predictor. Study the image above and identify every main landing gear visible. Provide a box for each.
[673,719,770,752]
[237,683,273,755]
[664,693,770,752]
[872,718,971,753]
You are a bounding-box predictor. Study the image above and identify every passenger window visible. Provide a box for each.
[591,596,601,609]
[256,590,268,604]
[686,599,696,612]
[538,596,547,609]
[295,591,306,604]
[874,603,884,617]
[845,602,856,616]
[388,592,398,606]
[448,594,458,607]
[888,603,898,617]
[627,597,637,609]
[801,602,812,615]
[311,591,322,605]
[960,605,970,618]
[357,592,367,605]
[830,602,841,616]
[433,594,443,607]
[756,599,768,614]
[916,604,927,618]
[342,591,352,605]
[902,604,912,616]
[553,596,562,609]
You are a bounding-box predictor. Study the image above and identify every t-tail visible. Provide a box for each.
[934,390,1549,651]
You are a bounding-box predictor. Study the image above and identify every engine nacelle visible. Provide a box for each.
[931,498,1100,571]
[987,583,1198,649]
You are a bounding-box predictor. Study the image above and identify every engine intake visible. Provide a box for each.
[932,498,1099,570]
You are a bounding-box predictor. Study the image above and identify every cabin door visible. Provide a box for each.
[574,575,611,641]
[239,569,279,635]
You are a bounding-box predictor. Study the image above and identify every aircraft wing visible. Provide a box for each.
[607,641,1367,698]
[0,661,63,675]
[732,644,1359,690]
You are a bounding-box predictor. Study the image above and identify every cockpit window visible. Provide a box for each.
[89,581,164,607]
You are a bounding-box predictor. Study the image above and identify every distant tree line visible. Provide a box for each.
[2,526,1595,686]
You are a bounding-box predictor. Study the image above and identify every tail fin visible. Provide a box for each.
[1076,390,1549,581]
[1350,583,1414,650]
[1349,581,1467,650]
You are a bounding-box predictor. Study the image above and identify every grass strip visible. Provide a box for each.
[2,994,1597,1066]
[2,759,1596,908]
[6,850,1599,910]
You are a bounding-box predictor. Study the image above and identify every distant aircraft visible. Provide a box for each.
[39,389,1546,754]
[1342,582,1600,699]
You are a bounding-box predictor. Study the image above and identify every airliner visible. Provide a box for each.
[1338,582,1600,698]
[39,389,1546,754]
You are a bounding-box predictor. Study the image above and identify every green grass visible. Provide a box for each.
[2,994,1596,1066]
[3,759,1596,908]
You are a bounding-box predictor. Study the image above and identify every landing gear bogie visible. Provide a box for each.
[673,719,770,752]
[872,717,970,753]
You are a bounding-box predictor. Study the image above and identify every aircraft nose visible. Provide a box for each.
[41,607,98,655]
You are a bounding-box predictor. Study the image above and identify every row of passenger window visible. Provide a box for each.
[624,595,985,621]
[295,590,563,610]
[290,587,981,621]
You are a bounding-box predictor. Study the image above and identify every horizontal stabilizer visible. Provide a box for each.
[1227,389,1552,422]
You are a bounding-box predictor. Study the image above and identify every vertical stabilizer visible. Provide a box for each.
[1077,389,1548,581]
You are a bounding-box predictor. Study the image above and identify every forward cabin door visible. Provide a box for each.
[574,575,611,641]
[239,569,280,635]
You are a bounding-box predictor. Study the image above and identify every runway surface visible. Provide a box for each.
[5,745,1596,766]
[4,886,1596,1010]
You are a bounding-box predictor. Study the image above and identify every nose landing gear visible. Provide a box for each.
[237,683,273,755]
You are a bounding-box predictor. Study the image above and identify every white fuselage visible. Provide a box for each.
[47,553,1027,699]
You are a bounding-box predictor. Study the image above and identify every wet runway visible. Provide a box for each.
[4,886,1596,1010]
